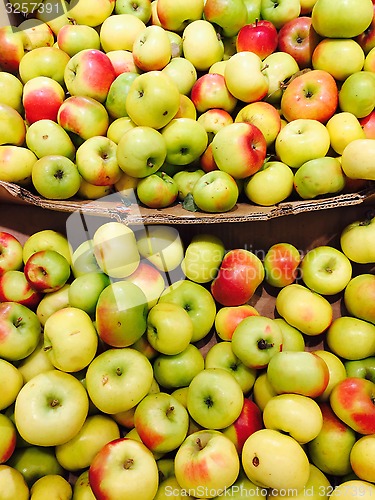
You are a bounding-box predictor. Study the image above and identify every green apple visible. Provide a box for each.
[173,169,205,201]
[294,156,346,200]
[153,343,205,389]
[182,19,224,72]
[72,469,96,499]
[31,155,82,200]
[192,171,239,213]
[0,71,23,113]
[70,239,101,278]
[345,357,375,383]
[267,350,330,398]
[85,347,153,414]
[29,475,72,500]
[275,283,333,336]
[68,272,110,316]
[187,367,244,429]
[205,341,257,394]
[57,23,101,56]
[340,214,375,264]
[117,125,167,178]
[311,0,374,38]
[244,160,294,206]
[242,428,310,490]
[263,51,300,104]
[341,138,375,181]
[159,279,216,342]
[0,465,29,500]
[55,414,120,472]
[23,229,72,266]
[26,119,76,160]
[262,393,323,444]
[16,337,55,383]
[326,316,375,360]
[154,475,194,500]
[260,0,301,29]
[312,38,365,81]
[146,302,193,355]
[105,72,139,120]
[0,145,37,186]
[339,71,375,118]
[18,46,70,86]
[174,429,240,498]
[43,307,99,372]
[161,56,197,95]
[181,233,225,284]
[314,350,347,402]
[0,359,23,410]
[231,316,283,370]
[204,0,248,37]
[224,51,268,103]
[253,371,278,412]
[273,318,305,351]
[344,274,375,324]
[136,171,178,208]
[161,117,208,166]
[125,70,180,129]
[0,103,26,146]
[14,369,89,446]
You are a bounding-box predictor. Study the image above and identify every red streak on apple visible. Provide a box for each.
[319,402,350,433]
[135,421,164,451]
[184,456,210,482]
[0,433,16,463]
[232,399,263,451]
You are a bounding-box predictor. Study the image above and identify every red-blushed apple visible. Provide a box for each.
[214,304,260,341]
[197,108,234,145]
[344,274,375,324]
[359,110,375,138]
[190,73,237,114]
[22,76,65,125]
[124,261,165,309]
[211,248,265,307]
[307,402,357,477]
[174,429,240,498]
[263,242,302,288]
[0,413,16,464]
[267,351,330,398]
[356,0,375,54]
[199,142,219,173]
[24,250,71,293]
[236,19,278,60]
[0,26,28,75]
[211,122,267,179]
[0,232,23,276]
[203,0,248,38]
[136,171,178,209]
[0,271,42,309]
[106,49,140,77]
[330,377,375,435]
[280,69,338,123]
[278,16,321,69]
[56,23,101,57]
[89,437,159,500]
[235,101,282,148]
[222,398,263,453]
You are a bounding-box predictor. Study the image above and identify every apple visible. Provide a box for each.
[23,229,72,265]
[339,71,375,119]
[277,16,321,69]
[275,118,331,169]
[161,56,197,96]
[58,95,110,141]
[115,0,152,22]
[85,347,153,414]
[0,26,28,75]
[340,214,375,264]
[263,51,300,104]
[132,25,171,72]
[161,117,208,166]
[345,357,375,383]
[192,170,239,213]
[182,19,224,72]
[31,155,82,200]
[263,393,323,444]
[242,428,310,490]
[0,103,26,146]
[77,181,112,200]
[72,469,96,499]
[197,109,234,146]
[211,248,265,307]
[314,350,347,402]
[350,434,375,482]
[344,274,375,324]
[341,138,375,181]
[307,402,356,476]
[236,19,278,60]
[244,160,294,206]
[105,72,138,119]
[190,73,237,115]
[22,76,65,125]
[124,261,165,310]
[95,280,148,347]
[268,464,331,500]
[267,350,330,398]
[34,0,71,36]
[16,335,55,382]
[0,71,23,113]
[252,371,278,412]
[0,465,29,500]
[159,279,216,342]
[263,242,301,288]
[328,316,375,363]
[174,429,240,498]
[107,117,137,145]
[330,377,375,435]
[311,0,374,38]
[99,12,146,53]
[360,109,375,139]
[224,51,268,103]
[312,38,365,81]
[280,69,338,123]
[136,171,178,208]
[187,367,244,430]
[14,369,89,446]
[66,0,116,27]
[0,270,42,309]
[25,119,76,160]
[35,283,70,327]
[203,0,248,38]
[18,46,70,86]
[330,481,375,500]
[326,112,366,155]
[205,341,257,394]
[29,475,72,499]
[260,0,301,29]
[235,101,281,148]
[156,0,204,32]
[153,344,205,390]
[0,358,23,410]
[215,304,259,341]
[146,302,193,355]
[294,156,346,200]
[134,392,189,453]
[180,233,225,284]
[173,169,205,201]
[0,413,16,464]
[89,437,159,500]
[0,145,37,186]
[23,250,70,295]
[274,318,305,351]
[0,232,23,276]
[56,23,101,57]
[125,70,180,130]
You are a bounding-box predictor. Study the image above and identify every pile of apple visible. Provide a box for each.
[0,210,374,499]
[1,0,375,212]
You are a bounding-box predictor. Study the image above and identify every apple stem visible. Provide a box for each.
[43,345,52,352]
[166,405,174,417]
[261,64,269,73]
[257,339,274,350]
[123,458,134,470]
[50,398,60,408]
[13,316,23,328]
[196,437,204,451]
